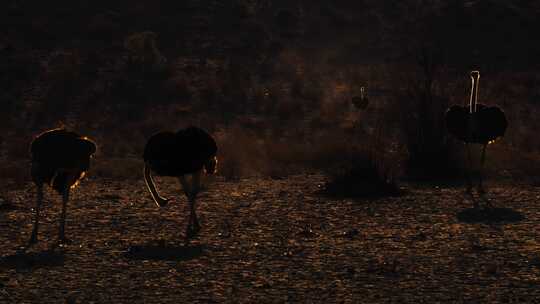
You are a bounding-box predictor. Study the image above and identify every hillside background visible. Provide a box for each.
[2,0,540,183]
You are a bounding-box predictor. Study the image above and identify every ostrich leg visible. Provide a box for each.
[185,197,200,239]
[465,143,475,191]
[190,171,202,232]
[58,188,70,244]
[28,184,44,245]
[179,175,195,239]
[179,171,202,239]
[478,144,487,194]
[465,143,480,209]
[178,175,192,201]
[478,144,493,208]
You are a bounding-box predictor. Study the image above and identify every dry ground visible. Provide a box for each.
[1,175,540,303]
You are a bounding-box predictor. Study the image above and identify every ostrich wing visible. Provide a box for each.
[143,131,179,176]
[31,129,95,169]
[352,97,369,110]
[445,105,469,141]
[175,127,218,173]
[477,106,508,142]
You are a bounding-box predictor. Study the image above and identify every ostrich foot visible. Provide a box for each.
[477,185,494,209]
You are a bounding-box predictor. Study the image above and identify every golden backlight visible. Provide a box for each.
[204,156,219,174]
[70,171,86,189]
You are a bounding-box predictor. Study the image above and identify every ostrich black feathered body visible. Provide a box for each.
[143,126,218,176]
[445,104,507,144]
[31,129,96,192]
[352,96,369,110]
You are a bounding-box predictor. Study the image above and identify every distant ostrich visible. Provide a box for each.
[352,86,369,110]
[143,126,218,239]
[445,71,507,197]
[29,128,96,245]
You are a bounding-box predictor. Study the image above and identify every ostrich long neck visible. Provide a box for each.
[143,164,168,206]
[470,71,480,113]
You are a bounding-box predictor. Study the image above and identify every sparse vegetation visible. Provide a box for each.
[1,1,539,185]
[2,1,540,302]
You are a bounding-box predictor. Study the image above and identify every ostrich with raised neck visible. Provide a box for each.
[445,71,507,205]
[352,86,369,110]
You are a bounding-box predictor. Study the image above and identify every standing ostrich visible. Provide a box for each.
[143,126,218,239]
[445,71,507,199]
[352,86,369,110]
[29,128,96,245]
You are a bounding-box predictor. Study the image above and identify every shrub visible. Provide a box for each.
[387,45,468,180]
[318,130,402,198]
[321,155,400,198]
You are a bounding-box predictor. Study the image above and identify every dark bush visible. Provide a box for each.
[321,153,400,198]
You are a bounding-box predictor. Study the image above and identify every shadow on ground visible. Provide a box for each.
[0,249,65,270]
[125,243,204,261]
[457,207,525,224]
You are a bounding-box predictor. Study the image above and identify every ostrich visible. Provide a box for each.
[143,126,218,239]
[352,86,369,110]
[445,71,507,199]
[29,128,96,245]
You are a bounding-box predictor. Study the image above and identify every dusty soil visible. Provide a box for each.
[1,175,540,303]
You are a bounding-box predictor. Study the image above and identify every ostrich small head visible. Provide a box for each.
[204,156,218,175]
[469,70,480,113]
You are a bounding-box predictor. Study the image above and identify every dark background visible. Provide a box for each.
[2,0,540,182]
[2,2,540,303]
